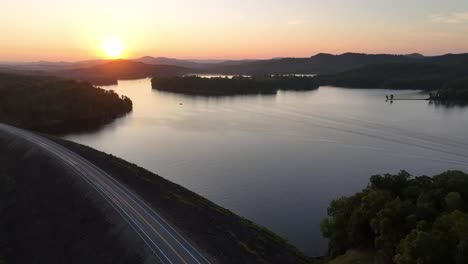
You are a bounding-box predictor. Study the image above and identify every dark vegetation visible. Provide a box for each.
[57,60,188,85]
[135,56,208,69]
[0,73,132,133]
[201,53,422,75]
[151,75,319,96]
[0,131,142,264]
[47,135,314,264]
[435,77,468,104]
[321,170,468,264]
[316,53,468,103]
[316,63,455,90]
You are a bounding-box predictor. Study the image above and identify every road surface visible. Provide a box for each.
[0,123,211,264]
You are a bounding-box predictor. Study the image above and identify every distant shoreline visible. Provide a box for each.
[151,75,319,96]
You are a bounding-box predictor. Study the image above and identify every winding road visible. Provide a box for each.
[0,123,211,264]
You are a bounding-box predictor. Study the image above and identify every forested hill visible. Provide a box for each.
[199,53,424,75]
[56,60,189,85]
[0,73,132,133]
[316,53,468,89]
[314,53,468,103]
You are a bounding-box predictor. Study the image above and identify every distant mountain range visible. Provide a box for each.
[133,56,256,69]
[55,60,189,85]
[2,52,468,87]
[0,56,253,75]
[316,53,468,91]
[198,53,431,75]
[131,53,429,74]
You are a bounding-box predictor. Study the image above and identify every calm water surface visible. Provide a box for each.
[64,78,468,256]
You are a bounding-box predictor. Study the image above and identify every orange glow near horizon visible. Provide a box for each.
[1,1,468,62]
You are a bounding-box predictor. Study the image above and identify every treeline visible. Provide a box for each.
[435,78,468,104]
[321,170,468,264]
[0,73,132,133]
[151,75,319,96]
[316,63,454,90]
[315,54,468,103]
[316,64,468,104]
[0,132,142,264]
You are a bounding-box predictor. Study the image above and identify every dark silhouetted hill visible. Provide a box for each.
[0,73,132,133]
[200,53,421,75]
[405,53,425,59]
[0,60,106,72]
[134,56,206,69]
[316,53,468,91]
[57,60,189,85]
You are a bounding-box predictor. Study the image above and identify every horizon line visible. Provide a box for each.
[1,51,468,64]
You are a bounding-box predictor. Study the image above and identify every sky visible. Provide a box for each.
[1,0,468,61]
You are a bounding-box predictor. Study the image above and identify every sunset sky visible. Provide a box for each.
[1,0,468,61]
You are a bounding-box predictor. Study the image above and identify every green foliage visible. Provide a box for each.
[395,211,468,264]
[0,73,132,133]
[322,170,468,264]
[445,192,463,211]
[151,75,319,96]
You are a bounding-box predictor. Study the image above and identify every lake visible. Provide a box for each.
[63,78,468,256]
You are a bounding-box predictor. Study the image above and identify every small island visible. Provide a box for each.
[151,75,319,96]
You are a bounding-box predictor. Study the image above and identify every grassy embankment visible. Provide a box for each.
[47,135,315,264]
[0,131,145,264]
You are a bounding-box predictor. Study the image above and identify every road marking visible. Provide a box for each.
[37,132,209,263]
[78,157,206,263]
[14,130,175,264]
[110,188,189,264]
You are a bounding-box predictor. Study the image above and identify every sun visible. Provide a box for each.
[102,38,124,59]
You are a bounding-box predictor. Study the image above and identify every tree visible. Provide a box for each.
[323,171,468,264]
[445,192,463,212]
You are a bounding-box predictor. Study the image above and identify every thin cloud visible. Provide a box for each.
[429,12,468,24]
